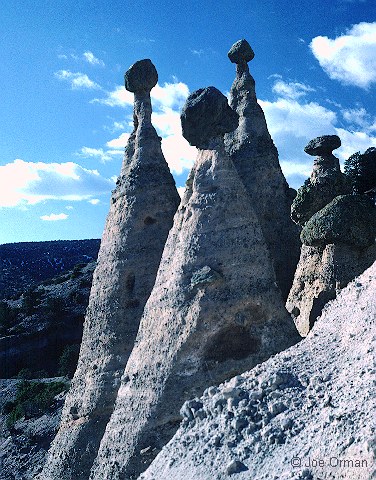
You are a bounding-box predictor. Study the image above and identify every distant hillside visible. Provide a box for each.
[0,239,100,300]
[0,261,96,378]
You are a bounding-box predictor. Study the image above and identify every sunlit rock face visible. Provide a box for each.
[224,39,300,301]
[38,59,180,480]
[90,86,299,480]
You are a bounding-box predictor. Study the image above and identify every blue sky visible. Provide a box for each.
[1,0,375,244]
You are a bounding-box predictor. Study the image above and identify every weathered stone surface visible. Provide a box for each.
[291,137,351,226]
[228,39,254,64]
[90,89,299,480]
[181,86,238,149]
[224,39,300,300]
[38,60,180,480]
[286,242,375,336]
[304,135,341,156]
[140,262,376,480]
[124,59,158,93]
[301,194,376,249]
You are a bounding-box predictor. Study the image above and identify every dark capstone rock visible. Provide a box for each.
[124,59,158,93]
[181,87,239,148]
[228,39,255,64]
[301,194,376,248]
[304,135,341,156]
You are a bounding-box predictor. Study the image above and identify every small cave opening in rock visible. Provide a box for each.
[204,325,261,362]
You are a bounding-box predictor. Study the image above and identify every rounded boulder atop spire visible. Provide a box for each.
[304,135,341,156]
[181,86,238,148]
[228,39,255,64]
[124,59,158,93]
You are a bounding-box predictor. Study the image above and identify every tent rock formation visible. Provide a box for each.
[39,59,180,480]
[89,86,299,480]
[224,39,300,300]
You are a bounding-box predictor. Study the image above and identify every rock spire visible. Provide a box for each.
[224,39,300,300]
[90,86,299,479]
[39,59,180,480]
[291,135,351,226]
[287,136,376,336]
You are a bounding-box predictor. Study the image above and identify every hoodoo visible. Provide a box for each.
[287,136,376,336]
[39,59,180,480]
[224,39,300,300]
[90,86,299,480]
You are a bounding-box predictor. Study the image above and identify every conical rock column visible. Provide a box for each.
[39,59,180,480]
[224,39,300,300]
[90,87,299,480]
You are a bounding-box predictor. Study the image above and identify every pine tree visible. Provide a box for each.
[344,148,376,201]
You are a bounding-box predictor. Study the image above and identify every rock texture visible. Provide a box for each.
[291,135,351,226]
[140,261,376,480]
[90,87,299,480]
[287,194,376,337]
[224,39,300,300]
[301,194,376,249]
[39,59,180,480]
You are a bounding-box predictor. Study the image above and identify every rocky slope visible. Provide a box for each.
[0,239,100,300]
[0,262,95,378]
[141,261,376,480]
[0,378,68,480]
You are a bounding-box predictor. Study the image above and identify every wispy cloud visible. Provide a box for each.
[54,70,101,90]
[77,146,124,163]
[88,198,100,205]
[272,80,315,100]
[83,51,105,67]
[0,160,114,207]
[310,22,376,88]
[40,213,68,221]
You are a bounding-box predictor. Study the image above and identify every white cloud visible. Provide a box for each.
[152,107,196,174]
[151,82,189,109]
[260,79,376,188]
[88,198,100,205]
[177,186,186,198]
[106,133,130,149]
[83,51,105,67]
[341,107,376,132]
[40,213,68,221]
[55,70,101,90]
[77,146,123,163]
[310,22,376,88]
[91,81,194,174]
[92,85,133,107]
[272,80,315,100]
[0,159,114,207]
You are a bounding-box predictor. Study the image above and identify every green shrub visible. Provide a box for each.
[345,148,376,200]
[3,380,67,428]
[70,263,87,279]
[0,301,18,335]
[21,288,43,315]
[58,344,80,378]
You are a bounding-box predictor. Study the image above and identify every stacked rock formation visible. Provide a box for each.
[39,60,180,480]
[287,136,376,336]
[90,87,299,479]
[224,39,300,300]
[290,135,351,226]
